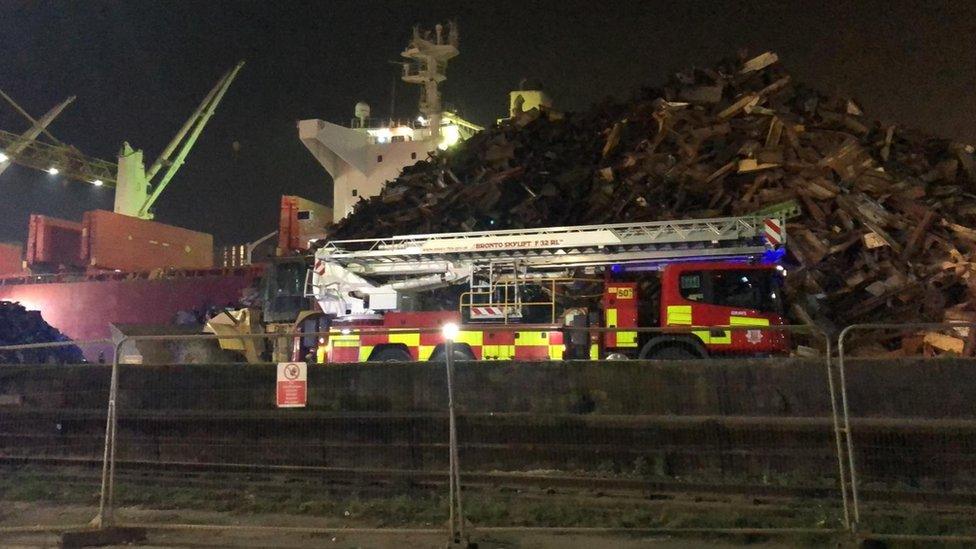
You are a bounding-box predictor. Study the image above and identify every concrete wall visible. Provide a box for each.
[2,358,974,419]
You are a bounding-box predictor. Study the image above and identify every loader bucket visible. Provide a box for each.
[204,308,265,363]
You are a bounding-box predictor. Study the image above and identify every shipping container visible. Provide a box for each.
[278,195,332,254]
[26,215,84,268]
[0,242,23,275]
[81,210,214,272]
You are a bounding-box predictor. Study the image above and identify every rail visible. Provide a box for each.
[348,117,421,130]
[0,265,262,286]
[460,278,561,323]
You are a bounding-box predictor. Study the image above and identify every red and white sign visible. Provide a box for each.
[763,218,783,247]
[276,362,307,408]
[470,306,512,317]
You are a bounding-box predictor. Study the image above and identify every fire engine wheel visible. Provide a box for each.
[428,344,476,361]
[604,352,630,361]
[638,336,706,360]
[644,345,699,360]
[369,347,413,362]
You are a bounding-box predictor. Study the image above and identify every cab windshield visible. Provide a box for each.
[678,268,784,315]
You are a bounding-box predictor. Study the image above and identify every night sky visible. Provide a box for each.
[1,1,974,246]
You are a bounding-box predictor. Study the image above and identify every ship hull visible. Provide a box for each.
[0,268,260,360]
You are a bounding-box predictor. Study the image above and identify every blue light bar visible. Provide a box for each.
[610,253,772,273]
[762,247,787,264]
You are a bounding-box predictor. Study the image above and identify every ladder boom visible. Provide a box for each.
[310,216,785,317]
[319,216,782,270]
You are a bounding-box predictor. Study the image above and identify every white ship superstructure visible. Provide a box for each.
[299,22,482,223]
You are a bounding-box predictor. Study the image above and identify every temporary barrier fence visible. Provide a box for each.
[441,324,845,544]
[837,322,976,539]
[97,329,465,535]
[0,339,115,535]
[5,324,976,545]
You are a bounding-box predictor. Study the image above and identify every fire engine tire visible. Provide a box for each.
[428,344,476,361]
[639,337,706,360]
[646,345,698,360]
[369,346,413,362]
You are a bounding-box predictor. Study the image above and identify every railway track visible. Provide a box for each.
[4,411,976,485]
[3,455,976,509]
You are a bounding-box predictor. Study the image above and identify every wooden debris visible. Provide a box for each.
[740,51,779,73]
[923,332,965,354]
[602,121,624,158]
[901,210,935,261]
[738,158,779,173]
[718,94,760,119]
[863,232,888,249]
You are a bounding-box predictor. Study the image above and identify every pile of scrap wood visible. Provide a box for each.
[0,301,84,364]
[331,50,976,351]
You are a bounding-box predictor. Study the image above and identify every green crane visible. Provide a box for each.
[115,61,244,219]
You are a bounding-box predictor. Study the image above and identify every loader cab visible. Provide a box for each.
[261,256,327,362]
[261,256,313,323]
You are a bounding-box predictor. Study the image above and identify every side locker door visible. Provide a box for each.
[603,283,639,352]
[483,330,515,360]
[690,271,732,347]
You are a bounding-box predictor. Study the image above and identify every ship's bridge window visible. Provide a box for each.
[392,135,405,143]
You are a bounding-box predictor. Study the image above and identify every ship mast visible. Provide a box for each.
[400,22,459,139]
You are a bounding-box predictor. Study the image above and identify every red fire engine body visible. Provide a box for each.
[310,216,788,362]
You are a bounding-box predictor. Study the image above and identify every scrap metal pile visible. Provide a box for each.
[0,301,84,363]
[332,51,976,350]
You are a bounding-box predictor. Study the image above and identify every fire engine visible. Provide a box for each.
[297,214,788,362]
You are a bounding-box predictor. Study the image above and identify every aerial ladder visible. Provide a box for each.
[310,215,786,320]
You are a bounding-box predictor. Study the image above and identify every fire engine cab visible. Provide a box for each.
[306,215,788,362]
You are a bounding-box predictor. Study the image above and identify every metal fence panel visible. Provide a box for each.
[0,340,114,535]
[99,330,455,538]
[10,323,976,545]
[837,322,976,538]
[445,325,847,543]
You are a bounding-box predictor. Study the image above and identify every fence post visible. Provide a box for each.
[820,329,853,531]
[836,325,861,532]
[443,328,467,546]
[96,337,127,528]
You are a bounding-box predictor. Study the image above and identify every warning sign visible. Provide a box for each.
[276,362,307,408]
